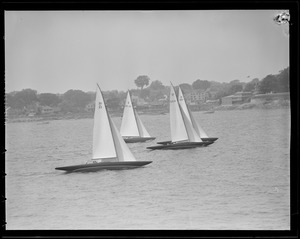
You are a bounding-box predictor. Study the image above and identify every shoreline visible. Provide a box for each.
[6,100,290,124]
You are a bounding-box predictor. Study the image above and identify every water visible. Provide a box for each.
[5,109,290,230]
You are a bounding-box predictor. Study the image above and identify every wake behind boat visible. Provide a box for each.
[55,84,152,173]
[120,91,155,143]
[147,83,212,150]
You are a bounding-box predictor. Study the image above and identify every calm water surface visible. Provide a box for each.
[5,109,290,230]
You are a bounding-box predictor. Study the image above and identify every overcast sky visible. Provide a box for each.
[5,10,289,94]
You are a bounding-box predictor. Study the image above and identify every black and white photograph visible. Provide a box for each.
[4,9,291,232]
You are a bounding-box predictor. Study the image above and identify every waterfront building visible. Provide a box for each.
[250,92,290,104]
[221,92,253,105]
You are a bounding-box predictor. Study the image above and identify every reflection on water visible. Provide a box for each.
[5,109,290,229]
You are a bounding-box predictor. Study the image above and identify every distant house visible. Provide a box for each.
[24,103,39,115]
[221,92,253,105]
[205,99,220,107]
[28,112,36,117]
[206,90,218,100]
[41,106,54,114]
[85,102,95,112]
[185,90,209,104]
[52,106,61,113]
[131,95,148,106]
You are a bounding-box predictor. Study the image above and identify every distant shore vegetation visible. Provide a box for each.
[5,67,289,118]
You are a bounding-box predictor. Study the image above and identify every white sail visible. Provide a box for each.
[109,114,136,161]
[178,87,209,139]
[120,91,140,137]
[169,84,189,142]
[179,104,203,142]
[178,87,192,122]
[135,111,151,137]
[92,84,136,162]
[92,85,117,159]
[187,107,209,138]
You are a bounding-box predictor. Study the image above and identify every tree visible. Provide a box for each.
[106,97,121,109]
[179,83,192,93]
[148,80,165,90]
[38,93,62,106]
[192,79,211,90]
[103,90,118,100]
[62,89,91,111]
[243,78,259,93]
[229,79,240,85]
[134,75,150,90]
[258,74,278,93]
[58,100,76,113]
[243,82,256,92]
[215,89,228,100]
[228,84,243,95]
[5,93,16,108]
[209,81,225,92]
[6,89,38,109]
[276,67,289,92]
[139,88,150,100]
[149,90,165,101]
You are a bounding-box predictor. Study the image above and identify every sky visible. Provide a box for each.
[5,10,289,94]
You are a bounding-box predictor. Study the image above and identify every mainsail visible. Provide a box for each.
[92,84,136,162]
[120,91,151,138]
[169,84,189,142]
[178,87,209,139]
[120,91,140,137]
[109,115,136,161]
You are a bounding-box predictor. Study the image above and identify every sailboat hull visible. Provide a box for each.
[201,137,218,142]
[123,137,156,143]
[55,161,152,172]
[157,137,218,145]
[147,141,213,150]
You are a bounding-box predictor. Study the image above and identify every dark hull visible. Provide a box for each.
[157,137,218,145]
[147,141,213,150]
[55,161,152,173]
[201,137,218,142]
[123,137,156,143]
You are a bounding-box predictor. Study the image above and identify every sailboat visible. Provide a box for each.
[120,91,156,143]
[55,84,152,172]
[147,83,213,150]
[156,86,218,145]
